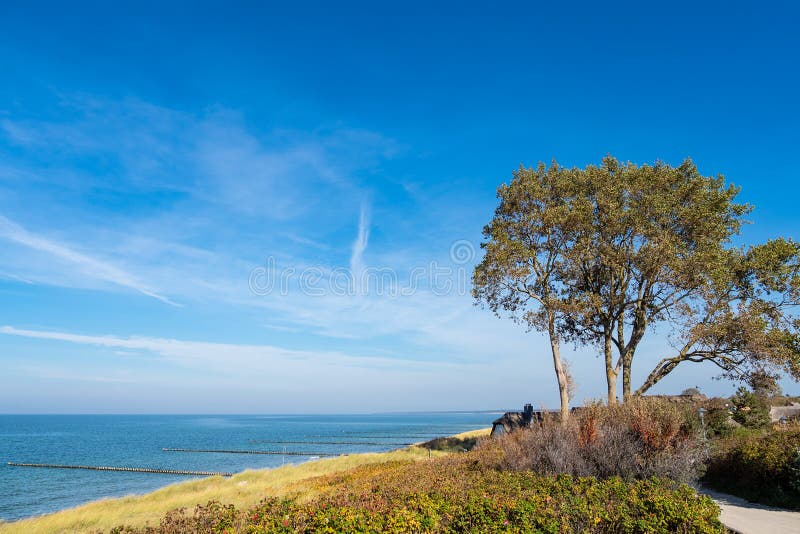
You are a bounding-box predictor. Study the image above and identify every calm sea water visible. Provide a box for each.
[0,413,496,522]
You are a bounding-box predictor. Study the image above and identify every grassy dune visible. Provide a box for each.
[0,429,490,534]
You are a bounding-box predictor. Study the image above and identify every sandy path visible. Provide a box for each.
[701,488,800,534]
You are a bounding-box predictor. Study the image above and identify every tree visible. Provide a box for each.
[473,162,584,420]
[477,156,800,407]
[731,386,771,429]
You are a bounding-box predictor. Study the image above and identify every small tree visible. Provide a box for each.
[704,397,735,438]
[731,386,771,429]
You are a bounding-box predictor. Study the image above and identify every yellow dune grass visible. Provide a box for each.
[0,428,490,534]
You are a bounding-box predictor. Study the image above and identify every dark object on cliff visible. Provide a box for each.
[490,404,585,436]
[490,404,535,437]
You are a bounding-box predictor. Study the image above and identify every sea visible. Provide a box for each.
[0,412,497,522]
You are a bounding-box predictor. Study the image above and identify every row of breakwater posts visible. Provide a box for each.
[7,462,233,477]
[162,447,342,456]
[247,440,415,446]
[7,437,442,477]
[7,449,348,477]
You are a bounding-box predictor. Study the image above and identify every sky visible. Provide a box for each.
[0,1,798,413]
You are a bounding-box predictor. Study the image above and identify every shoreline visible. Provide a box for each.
[0,428,490,533]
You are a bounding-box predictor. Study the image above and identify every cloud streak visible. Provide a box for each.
[349,201,370,293]
[0,325,463,372]
[0,215,179,306]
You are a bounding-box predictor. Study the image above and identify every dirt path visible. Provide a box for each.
[701,488,800,534]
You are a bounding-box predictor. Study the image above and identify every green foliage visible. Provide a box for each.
[746,369,783,398]
[111,455,724,533]
[704,430,800,509]
[790,449,800,494]
[703,398,736,438]
[731,387,771,429]
[472,160,580,332]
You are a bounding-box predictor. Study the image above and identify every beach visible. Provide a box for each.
[0,413,495,526]
[0,427,490,533]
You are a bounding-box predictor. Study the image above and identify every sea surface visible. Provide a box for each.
[0,413,496,522]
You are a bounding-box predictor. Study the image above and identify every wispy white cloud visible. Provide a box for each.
[1,99,397,221]
[0,215,179,306]
[0,270,35,284]
[282,232,331,250]
[349,201,370,293]
[0,325,466,372]
[0,97,404,308]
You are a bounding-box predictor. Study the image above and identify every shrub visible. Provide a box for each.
[478,399,706,484]
[421,436,478,453]
[703,397,736,438]
[703,429,800,509]
[111,455,724,533]
[731,387,771,429]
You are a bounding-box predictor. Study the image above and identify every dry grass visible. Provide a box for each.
[0,429,490,534]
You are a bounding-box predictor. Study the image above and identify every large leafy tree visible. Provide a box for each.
[473,162,584,420]
[476,156,800,407]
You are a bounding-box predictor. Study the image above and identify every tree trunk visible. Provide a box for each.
[548,315,570,421]
[604,332,618,405]
[617,317,631,403]
[635,353,685,396]
[622,353,633,403]
[620,311,646,403]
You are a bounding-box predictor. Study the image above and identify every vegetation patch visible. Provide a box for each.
[110,455,723,534]
[703,429,800,509]
[480,399,705,484]
[420,436,479,453]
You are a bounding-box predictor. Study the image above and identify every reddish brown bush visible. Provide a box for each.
[578,407,598,447]
[479,399,705,483]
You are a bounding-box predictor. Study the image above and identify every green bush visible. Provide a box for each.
[703,397,736,438]
[730,387,771,429]
[111,455,723,533]
[703,430,800,509]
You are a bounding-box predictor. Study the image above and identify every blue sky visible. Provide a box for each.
[0,1,798,413]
